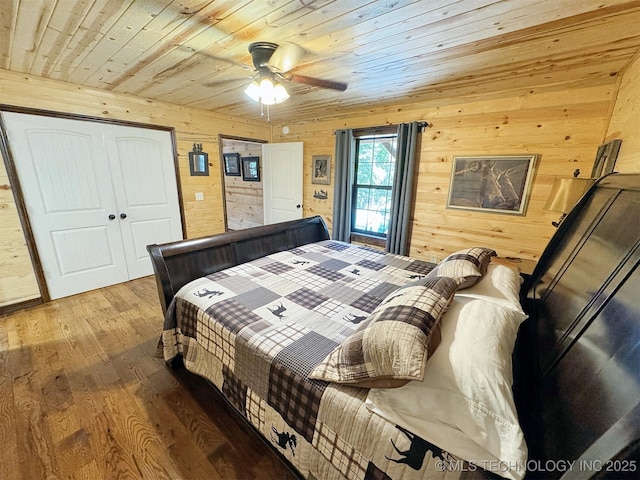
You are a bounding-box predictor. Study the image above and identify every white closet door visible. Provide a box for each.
[105,125,183,279]
[3,112,183,299]
[2,112,129,299]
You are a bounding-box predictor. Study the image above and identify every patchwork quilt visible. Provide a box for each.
[162,240,489,480]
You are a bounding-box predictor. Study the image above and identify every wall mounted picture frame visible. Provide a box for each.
[242,156,260,182]
[189,143,209,176]
[189,151,209,176]
[223,152,241,176]
[447,154,537,215]
[590,139,622,178]
[312,154,331,185]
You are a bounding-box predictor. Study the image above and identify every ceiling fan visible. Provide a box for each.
[204,42,347,119]
[246,41,348,96]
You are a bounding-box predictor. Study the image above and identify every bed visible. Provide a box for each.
[148,173,639,480]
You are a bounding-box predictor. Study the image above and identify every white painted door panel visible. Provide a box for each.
[106,127,183,279]
[262,142,303,224]
[3,112,183,299]
[2,113,128,299]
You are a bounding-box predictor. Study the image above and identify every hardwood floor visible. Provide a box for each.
[0,277,298,480]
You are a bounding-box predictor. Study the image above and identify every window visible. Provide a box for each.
[351,132,398,237]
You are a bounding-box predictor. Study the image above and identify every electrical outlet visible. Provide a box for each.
[429,254,439,263]
[195,192,204,201]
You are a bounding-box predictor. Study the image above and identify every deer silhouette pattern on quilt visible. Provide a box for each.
[194,288,224,299]
[271,426,297,456]
[386,425,453,470]
[267,302,287,319]
[344,313,368,324]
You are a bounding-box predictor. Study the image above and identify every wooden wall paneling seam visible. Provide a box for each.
[602,74,625,144]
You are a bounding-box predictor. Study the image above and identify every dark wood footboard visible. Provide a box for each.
[517,173,640,479]
[147,215,330,314]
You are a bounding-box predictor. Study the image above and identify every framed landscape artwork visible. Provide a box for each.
[447,154,537,215]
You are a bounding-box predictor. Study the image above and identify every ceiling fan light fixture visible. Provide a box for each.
[244,77,289,106]
[259,78,276,105]
[244,80,261,102]
[273,82,289,103]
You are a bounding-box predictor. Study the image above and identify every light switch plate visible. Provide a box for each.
[195,192,204,201]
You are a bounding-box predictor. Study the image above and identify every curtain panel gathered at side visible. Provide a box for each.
[386,122,421,256]
[332,129,355,242]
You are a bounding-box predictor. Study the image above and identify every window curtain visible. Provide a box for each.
[386,122,421,255]
[331,129,355,241]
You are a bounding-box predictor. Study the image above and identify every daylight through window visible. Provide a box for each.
[352,133,397,237]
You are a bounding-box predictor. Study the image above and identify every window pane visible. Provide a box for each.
[352,133,397,237]
[356,159,372,184]
[356,187,371,209]
[354,207,387,234]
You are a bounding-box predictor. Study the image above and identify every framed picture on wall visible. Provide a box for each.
[590,139,622,178]
[242,156,260,181]
[312,155,331,185]
[223,153,241,176]
[447,154,537,215]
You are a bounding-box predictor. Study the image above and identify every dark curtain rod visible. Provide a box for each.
[335,121,430,136]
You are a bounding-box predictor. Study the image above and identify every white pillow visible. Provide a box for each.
[454,263,527,318]
[366,297,528,480]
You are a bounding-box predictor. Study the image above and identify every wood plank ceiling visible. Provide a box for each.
[1,0,639,124]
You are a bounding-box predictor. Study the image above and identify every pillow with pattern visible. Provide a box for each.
[309,276,459,387]
[426,247,496,289]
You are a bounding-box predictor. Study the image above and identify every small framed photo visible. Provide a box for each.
[242,156,260,182]
[223,152,241,176]
[189,151,209,176]
[447,154,537,215]
[312,155,331,185]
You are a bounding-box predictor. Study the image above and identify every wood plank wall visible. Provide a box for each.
[1,55,638,307]
[606,52,640,173]
[272,56,639,272]
[0,69,270,307]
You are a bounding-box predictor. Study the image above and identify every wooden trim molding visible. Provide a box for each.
[0,111,49,301]
[0,297,43,315]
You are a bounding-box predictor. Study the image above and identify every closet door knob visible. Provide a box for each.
[108,214,116,220]
[120,213,127,219]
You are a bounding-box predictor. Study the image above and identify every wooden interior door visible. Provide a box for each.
[262,142,303,224]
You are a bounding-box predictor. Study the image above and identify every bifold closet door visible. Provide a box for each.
[2,112,182,299]
[105,125,182,279]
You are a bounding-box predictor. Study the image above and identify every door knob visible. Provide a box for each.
[296,204,301,208]
[108,214,116,220]
[120,213,127,219]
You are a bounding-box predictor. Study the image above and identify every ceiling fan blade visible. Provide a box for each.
[268,42,305,73]
[203,77,252,88]
[289,74,348,92]
[179,45,253,71]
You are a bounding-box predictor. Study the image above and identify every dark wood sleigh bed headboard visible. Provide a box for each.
[147,215,330,314]
[516,173,639,479]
